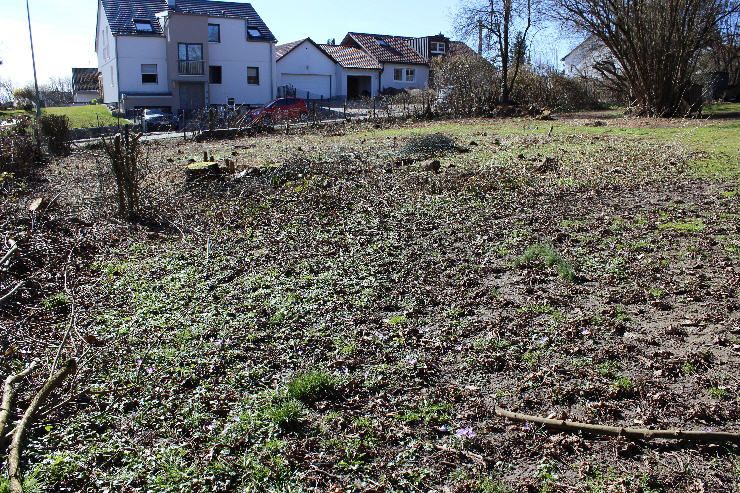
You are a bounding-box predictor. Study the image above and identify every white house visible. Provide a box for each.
[276,33,456,100]
[562,35,614,79]
[72,68,100,104]
[96,0,277,114]
[276,38,382,99]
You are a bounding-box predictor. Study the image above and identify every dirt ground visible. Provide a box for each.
[1,114,738,492]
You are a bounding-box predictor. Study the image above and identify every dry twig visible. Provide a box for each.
[496,408,740,444]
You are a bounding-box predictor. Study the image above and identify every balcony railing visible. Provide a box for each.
[178,60,205,76]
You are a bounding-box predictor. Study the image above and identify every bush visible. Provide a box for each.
[512,68,602,112]
[39,114,70,155]
[0,116,41,173]
[431,54,501,117]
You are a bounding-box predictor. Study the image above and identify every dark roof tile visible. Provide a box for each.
[100,0,275,41]
[342,33,428,65]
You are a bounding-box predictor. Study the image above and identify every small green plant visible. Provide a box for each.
[681,362,697,375]
[658,219,706,233]
[387,314,408,326]
[708,386,728,400]
[648,287,666,299]
[516,243,576,282]
[41,292,71,311]
[400,400,451,426]
[286,370,339,403]
[477,477,512,493]
[264,399,305,430]
[612,376,633,392]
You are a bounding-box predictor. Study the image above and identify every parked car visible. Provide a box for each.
[248,98,309,126]
[142,109,178,131]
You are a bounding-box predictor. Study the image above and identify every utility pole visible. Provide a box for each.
[26,0,42,122]
[478,20,484,56]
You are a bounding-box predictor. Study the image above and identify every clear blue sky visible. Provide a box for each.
[0,0,576,86]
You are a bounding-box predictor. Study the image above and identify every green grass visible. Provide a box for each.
[0,109,29,122]
[286,371,339,403]
[43,105,130,128]
[704,102,740,116]
[658,219,706,233]
[516,243,576,282]
[1,105,131,128]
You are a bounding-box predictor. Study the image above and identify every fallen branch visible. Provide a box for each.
[0,361,39,451]
[495,408,740,444]
[0,240,18,267]
[8,360,77,493]
[0,281,25,307]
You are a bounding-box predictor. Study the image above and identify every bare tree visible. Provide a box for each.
[455,0,538,104]
[551,0,739,116]
[0,78,14,106]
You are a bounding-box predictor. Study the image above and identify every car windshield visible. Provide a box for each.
[145,110,165,117]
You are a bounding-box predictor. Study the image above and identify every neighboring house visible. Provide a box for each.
[95,0,277,115]
[276,38,381,99]
[72,68,100,104]
[342,33,431,95]
[276,32,459,100]
[562,35,614,79]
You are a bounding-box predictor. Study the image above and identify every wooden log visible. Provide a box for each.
[0,361,39,451]
[8,360,77,493]
[495,408,740,444]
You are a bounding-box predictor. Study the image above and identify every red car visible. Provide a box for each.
[248,98,309,125]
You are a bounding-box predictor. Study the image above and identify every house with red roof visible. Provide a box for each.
[276,33,460,100]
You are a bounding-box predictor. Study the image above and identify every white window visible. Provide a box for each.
[405,69,416,82]
[393,68,403,82]
[141,64,158,84]
[431,42,446,54]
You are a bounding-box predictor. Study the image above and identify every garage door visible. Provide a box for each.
[281,74,332,100]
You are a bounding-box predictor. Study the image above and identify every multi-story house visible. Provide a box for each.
[276,32,456,100]
[96,0,277,115]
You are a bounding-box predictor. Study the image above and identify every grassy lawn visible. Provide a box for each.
[2,115,739,492]
[704,101,740,116]
[43,104,130,128]
[1,105,130,128]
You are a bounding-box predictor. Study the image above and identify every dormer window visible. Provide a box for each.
[375,37,389,47]
[247,25,263,39]
[431,41,446,54]
[134,19,154,33]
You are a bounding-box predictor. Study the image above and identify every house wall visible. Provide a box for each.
[277,41,337,99]
[96,2,118,104]
[336,68,380,98]
[74,91,100,104]
[208,16,275,106]
[380,64,429,92]
[117,36,170,96]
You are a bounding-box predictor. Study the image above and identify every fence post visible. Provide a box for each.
[182,110,186,140]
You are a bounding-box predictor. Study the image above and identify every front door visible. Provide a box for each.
[179,83,205,115]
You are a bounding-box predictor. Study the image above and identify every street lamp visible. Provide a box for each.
[26,0,42,121]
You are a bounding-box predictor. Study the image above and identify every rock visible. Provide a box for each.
[28,197,44,212]
[423,159,441,173]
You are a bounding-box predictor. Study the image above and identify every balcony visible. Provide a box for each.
[178,60,205,76]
